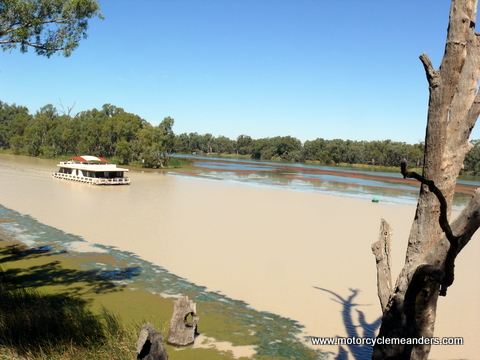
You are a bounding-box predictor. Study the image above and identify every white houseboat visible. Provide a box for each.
[53,156,130,185]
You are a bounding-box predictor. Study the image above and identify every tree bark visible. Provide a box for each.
[136,323,168,360]
[371,219,393,313]
[372,1,480,359]
[167,296,199,347]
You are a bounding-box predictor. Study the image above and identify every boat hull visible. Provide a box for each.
[53,172,130,185]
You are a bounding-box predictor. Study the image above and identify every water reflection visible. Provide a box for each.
[171,156,479,209]
[195,161,278,172]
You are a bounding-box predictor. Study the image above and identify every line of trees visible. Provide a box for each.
[0,101,174,168]
[176,132,426,167]
[1,100,480,174]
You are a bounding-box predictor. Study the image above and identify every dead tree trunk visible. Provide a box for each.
[136,323,168,360]
[371,219,393,313]
[372,1,480,359]
[167,296,199,347]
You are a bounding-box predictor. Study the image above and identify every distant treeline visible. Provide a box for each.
[176,133,426,167]
[1,101,480,174]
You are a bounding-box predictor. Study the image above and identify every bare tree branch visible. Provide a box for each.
[419,52,438,86]
[371,219,393,312]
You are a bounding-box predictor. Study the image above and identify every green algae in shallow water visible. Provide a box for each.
[0,204,326,359]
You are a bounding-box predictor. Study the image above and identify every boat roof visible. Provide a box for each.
[70,155,108,162]
[57,155,129,172]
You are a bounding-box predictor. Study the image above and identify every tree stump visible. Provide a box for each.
[136,322,168,360]
[167,295,199,346]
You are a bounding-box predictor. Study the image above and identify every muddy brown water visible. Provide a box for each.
[0,154,478,359]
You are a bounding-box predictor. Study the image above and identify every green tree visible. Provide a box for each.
[365,140,388,166]
[177,132,202,153]
[463,139,480,175]
[115,139,132,165]
[273,136,302,161]
[23,104,59,156]
[187,132,201,153]
[345,140,367,164]
[303,138,330,162]
[136,125,156,166]
[250,138,275,160]
[214,135,235,154]
[0,101,30,148]
[0,0,102,57]
[173,133,190,153]
[325,139,346,164]
[137,117,175,168]
[236,135,253,155]
[408,142,424,168]
[157,116,175,167]
[45,115,77,156]
[75,108,104,155]
[198,133,214,154]
[9,134,25,154]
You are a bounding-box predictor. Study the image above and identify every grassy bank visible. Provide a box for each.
[0,241,234,360]
[0,236,323,360]
[0,241,165,360]
[0,199,326,360]
[0,285,139,359]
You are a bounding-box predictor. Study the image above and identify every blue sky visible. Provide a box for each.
[1,0,476,144]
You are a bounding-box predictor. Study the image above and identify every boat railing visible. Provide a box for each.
[52,172,130,185]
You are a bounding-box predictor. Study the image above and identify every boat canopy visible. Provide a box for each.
[69,156,107,162]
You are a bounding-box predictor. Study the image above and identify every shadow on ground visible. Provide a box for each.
[314,287,381,360]
[0,243,141,296]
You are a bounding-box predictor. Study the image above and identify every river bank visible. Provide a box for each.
[0,154,478,359]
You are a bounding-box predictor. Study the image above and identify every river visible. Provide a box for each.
[168,154,480,209]
[0,154,478,359]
